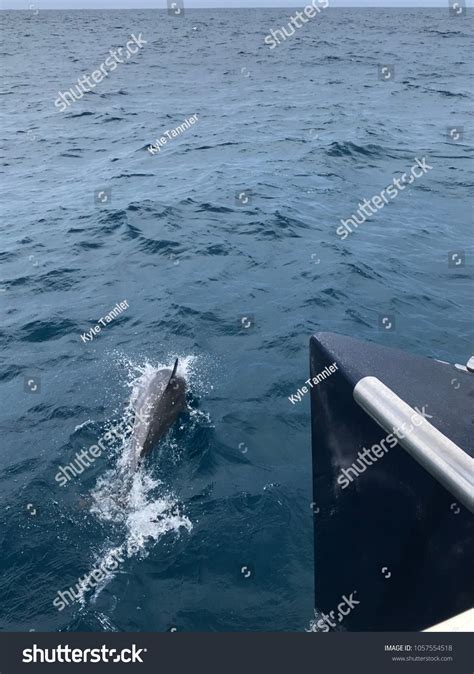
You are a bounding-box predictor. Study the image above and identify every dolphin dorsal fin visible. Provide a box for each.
[166,358,179,389]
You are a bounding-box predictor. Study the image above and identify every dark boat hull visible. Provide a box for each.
[310,332,473,631]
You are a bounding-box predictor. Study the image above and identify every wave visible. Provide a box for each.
[20,318,79,342]
[326,141,395,159]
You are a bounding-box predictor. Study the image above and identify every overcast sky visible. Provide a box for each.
[1,0,472,8]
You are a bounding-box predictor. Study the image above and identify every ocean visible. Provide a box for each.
[0,7,472,632]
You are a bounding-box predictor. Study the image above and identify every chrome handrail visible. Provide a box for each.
[353,376,473,513]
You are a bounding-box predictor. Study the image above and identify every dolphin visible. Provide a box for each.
[129,358,186,471]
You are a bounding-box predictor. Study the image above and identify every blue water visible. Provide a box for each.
[0,8,472,632]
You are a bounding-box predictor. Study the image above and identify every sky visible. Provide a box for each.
[1,0,472,8]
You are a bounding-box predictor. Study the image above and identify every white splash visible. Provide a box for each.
[74,419,93,432]
[83,355,198,608]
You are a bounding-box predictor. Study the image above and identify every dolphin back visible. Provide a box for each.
[131,359,186,464]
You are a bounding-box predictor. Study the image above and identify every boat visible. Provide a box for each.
[310,332,473,631]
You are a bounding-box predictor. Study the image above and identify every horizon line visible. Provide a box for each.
[0,5,464,8]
